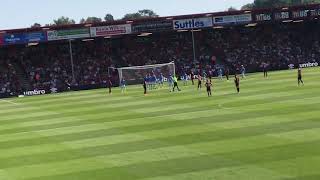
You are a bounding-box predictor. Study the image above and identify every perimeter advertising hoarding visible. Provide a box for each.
[213,14,252,25]
[47,28,90,41]
[0,35,3,45]
[310,9,320,17]
[3,33,25,44]
[299,62,318,68]
[255,13,272,21]
[2,32,46,45]
[274,11,290,21]
[90,24,132,37]
[292,10,309,19]
[292,9,320,19]
[132,21,172,33]
[173,17,213,30]
[25,32,46,42]
[255,8,320,22]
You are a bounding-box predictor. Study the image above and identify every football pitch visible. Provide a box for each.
[0,68,320,180]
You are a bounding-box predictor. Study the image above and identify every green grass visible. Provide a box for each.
[0,68,319,180]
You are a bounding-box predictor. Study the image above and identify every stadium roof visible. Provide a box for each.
[2,3,320,34]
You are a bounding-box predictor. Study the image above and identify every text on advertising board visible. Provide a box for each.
[25,32,46,42]
[47,28,90,41]
[213,14,252,25]
[292,10,309,18]
[1,32,46,45]
[4,34,24,44]
[274,12,290,20]
[255,13,272,21]
[310,9,320,17]
[299,62,318,68]
[132,21,172,33]
[90,24,132,37]
[23,90,46,96]
[173,17,213,30]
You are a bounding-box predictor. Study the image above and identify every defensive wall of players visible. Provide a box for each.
[0,4,320,46]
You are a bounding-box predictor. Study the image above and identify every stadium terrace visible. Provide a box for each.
[1,4,320,98]
[0,3,320,41]
[1,2,320,179]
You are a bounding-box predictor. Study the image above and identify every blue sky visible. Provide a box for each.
[0,0,253,30]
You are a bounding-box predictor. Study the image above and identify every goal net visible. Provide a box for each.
[117,62,176,85]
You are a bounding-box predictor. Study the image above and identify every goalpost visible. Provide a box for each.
[117,62,176,85]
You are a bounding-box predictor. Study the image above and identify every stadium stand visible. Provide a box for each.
[0,4,319,97]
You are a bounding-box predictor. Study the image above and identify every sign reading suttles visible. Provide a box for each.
[173,17,213,30]
[47,28,90,41]
[90,24,132,37]
[132,21,172,33]
[213,14,252,25]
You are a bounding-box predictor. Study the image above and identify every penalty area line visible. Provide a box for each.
[218,104,233,110]
[0,99,20,105]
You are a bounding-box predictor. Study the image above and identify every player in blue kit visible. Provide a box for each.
[158,73,164,88]
[120,78,126,93]
[147,74,152,90]
[168,74,174,92]
[241,65,246,79]
[218,68,223,80]
[183,72,188,86]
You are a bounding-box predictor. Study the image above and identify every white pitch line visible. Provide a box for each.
[218,104,234,110]
[0,99,19,105]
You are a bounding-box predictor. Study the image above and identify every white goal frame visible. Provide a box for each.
[117,62,176,85]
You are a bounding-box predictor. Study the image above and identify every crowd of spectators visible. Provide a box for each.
[0,21,319,97]
[220,22,320,71]
[0,59,20,97]
[114,21,320,75]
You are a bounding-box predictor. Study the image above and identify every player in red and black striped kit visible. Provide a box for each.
[205,79,212,97]
[190,71,195,85]
[143,80,147,95]
[298,68,304,86]
[107,77,113,94]
[225,67,230,81]
[197,75,202,90]
[234,75,240,93]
